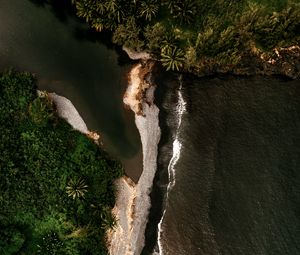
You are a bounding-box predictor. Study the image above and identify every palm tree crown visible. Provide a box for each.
[167,0,197,25]
[139,0,159,21]
[66,177,88,200]
[160,46,185,71]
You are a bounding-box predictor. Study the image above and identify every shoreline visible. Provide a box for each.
[122,44,300,80]
[38,91,101,143]
[37,60,158,255]
[157,78,187,255]
[183,45,300,80]
[109,62,161,255]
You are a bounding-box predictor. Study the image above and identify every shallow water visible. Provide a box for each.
[0,0,142,181]
[146,75,300,255]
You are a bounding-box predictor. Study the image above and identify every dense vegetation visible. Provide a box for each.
[69,0,300,72]
[0,71,123,254]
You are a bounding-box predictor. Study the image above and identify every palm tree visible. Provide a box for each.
[160,46,185,71]
[106,0,124,23]
[101,207,117,230]
[75,1,94,23]
[66,177,88,200]
[91,18,105,32]
[101,213,117,230]
[91,204,117,230]
[105,0,118,12]
[167,0,197,25]
[139,0,159,21]
[95,1,106,14]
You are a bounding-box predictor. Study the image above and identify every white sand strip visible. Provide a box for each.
[109,64,161,255]
[47,92,88,134]
[38,91,100,143]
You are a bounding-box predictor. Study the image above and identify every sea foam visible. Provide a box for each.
[157,77,186,255]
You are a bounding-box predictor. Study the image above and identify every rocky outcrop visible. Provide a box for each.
[123,61,156,116]
[123,46,152,60]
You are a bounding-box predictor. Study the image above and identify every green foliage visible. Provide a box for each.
[139,0,159,21]
[144,22,167,51]
[70,0,300,73]
[253,5,300,49]
[160,46,185,71]
[0,71,123,254]
[0,226,25,255]
[29,97,54,127]
[66,177,88,200]
[101,211,117,231]
[112,17,144,50]
[36,232,64,255]
[165,0,198,25]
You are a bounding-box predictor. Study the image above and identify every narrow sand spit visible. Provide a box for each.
[47,92,89,134]
[38,91,100,142]
[109,63,161,255]
[38,63,160,255]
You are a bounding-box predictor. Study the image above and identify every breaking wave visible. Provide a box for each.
[157,76,186,255]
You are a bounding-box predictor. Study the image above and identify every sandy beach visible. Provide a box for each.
[39,62,161,255]
[109,63,161,255]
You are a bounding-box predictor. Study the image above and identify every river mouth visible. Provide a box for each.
[0,0,143,182]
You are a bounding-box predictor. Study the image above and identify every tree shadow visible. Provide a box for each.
[28,0,46,7]
[28,0,74,24]
[115,47,136,67]
[72,26,114,46]
[72,26,134,66]
[27,0,133,66]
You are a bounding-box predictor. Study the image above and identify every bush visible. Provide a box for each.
[0,71,123,254]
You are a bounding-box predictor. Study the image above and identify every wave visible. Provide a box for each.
[157,76,186,255]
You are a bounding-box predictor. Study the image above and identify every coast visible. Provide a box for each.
[1,71,124,255]
[109,62,161,255]
[186,45,300,79]
[38,91,100,143]
[37,60,159,255]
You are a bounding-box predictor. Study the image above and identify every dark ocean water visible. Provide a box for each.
[145,75,300,255]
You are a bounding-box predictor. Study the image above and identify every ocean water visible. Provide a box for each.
[145,75,300,255]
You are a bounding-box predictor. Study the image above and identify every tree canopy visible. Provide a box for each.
[0,70,123,254]
[69,0,300,72]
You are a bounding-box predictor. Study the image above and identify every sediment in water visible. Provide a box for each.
[109,63,161,255]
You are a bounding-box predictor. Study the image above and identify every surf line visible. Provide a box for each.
[157,75,187,255]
